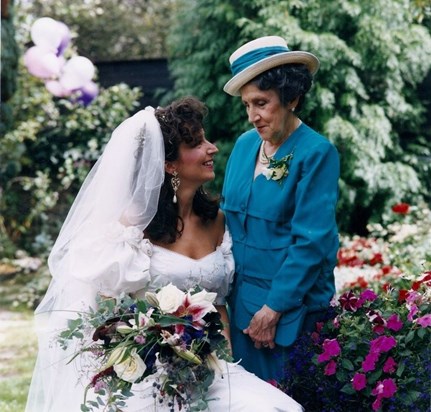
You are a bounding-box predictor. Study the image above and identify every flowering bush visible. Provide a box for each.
[59,284,230,412]
[281,271,431,411]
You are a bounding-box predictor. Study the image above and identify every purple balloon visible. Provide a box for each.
[56,22,71,56]
[75,81,99,106]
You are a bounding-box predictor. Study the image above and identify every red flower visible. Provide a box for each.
[391,203,410,214]
[369,253,383,266]
[398,289,408,302]
[339,291,360,312]
[381,265,392,275]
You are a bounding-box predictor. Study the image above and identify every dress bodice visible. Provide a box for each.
[135,230,235,305]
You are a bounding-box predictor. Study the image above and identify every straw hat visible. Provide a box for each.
[223,36,319,96]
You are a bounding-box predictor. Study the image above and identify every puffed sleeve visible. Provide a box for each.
[214,228,235,305]
[68,220,153,297]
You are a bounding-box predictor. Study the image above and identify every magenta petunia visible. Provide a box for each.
[415,314,431,327]
[386,314,403,331]
[352,373,367,391]
[362,352,379,372]
[317,338,341,363]
[372,397,382,411]
[383,357,397,373]
[324,359,337,376]
[372,378,397,398]
[370,335,397,353]
[360,289,378,303]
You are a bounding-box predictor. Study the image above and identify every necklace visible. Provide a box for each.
[258,119,303,165]
[258,141,276,165]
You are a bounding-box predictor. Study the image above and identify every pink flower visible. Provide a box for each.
[370,336,397,354]
[415,314,431,327]
[339,291,360,312]
[324,360,337,376]
[372,397,382,411]
[352,373,367,391]
[383,357,397,374]
[386,314,403,331]
[359,289,378,303]
[318,338,341,362]
[362,352,379,372]
[372,378,397,398]
[407,304,419,321]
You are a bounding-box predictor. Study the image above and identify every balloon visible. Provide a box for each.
[75,81,99,105]
[45,80,72,97]
[56,22,71,56]
[31,17,63,52]
[59,56,95,90]
[23,46,64,79]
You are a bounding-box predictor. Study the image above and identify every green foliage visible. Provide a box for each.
[1,0,20,134]
[1,57,141,256]
[19,0,178,60]
[168,0,431,233]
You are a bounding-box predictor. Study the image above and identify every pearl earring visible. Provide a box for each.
[171,171,180,203]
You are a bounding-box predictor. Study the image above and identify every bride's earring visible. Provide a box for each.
[171,171,180,203]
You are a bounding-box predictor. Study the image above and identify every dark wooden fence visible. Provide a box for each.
[95,58,174,108]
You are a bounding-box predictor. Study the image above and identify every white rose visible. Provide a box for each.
[113,348,147,383]
[154,283,185,313]
[271,164,287,180]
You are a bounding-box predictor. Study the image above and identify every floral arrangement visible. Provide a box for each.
[262,152,294,184]
[59,284,231,412]
[281,270,431,411]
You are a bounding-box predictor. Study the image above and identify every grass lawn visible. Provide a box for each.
[0,310,37,412]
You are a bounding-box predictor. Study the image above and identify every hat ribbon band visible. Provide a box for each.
[231,46,290,76]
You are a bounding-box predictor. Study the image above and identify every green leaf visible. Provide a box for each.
[341,358,355,371]
[396,361,406,377]
[405,330,415,343]
[417,327,427,339]
[340,383,356,395]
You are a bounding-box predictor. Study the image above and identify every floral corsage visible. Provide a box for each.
[262,152,294,184]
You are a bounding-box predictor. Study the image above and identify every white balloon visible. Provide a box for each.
[45,80,72,97]
[59,56,95,90]
[31,17,63,52]
[23,46,63,79]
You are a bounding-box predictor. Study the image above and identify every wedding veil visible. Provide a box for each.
[26,107,165,411]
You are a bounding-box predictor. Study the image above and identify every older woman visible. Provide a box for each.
[222,36,340,381]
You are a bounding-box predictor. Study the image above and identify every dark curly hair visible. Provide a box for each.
[145,97,219,243]
[252,63,313,111]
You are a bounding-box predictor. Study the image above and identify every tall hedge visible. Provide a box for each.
[167,0,431,234]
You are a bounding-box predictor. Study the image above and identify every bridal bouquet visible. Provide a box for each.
[58,284,231,412]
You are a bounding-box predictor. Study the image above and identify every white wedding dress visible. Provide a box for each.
[26,226,302,412]
[122,230,303,412]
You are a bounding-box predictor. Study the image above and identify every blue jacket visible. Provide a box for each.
[222,123,339,318]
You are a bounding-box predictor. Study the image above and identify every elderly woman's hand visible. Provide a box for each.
[243,304,281,349]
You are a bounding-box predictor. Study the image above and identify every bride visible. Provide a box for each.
[25,97,303,412]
